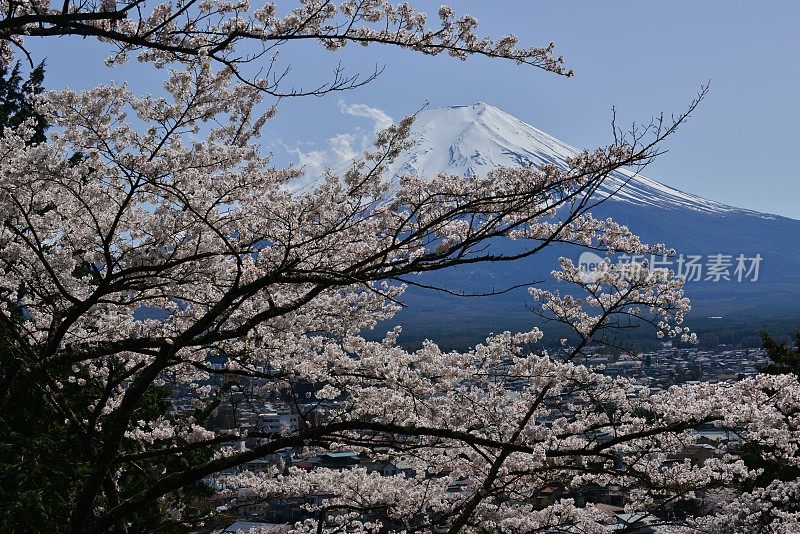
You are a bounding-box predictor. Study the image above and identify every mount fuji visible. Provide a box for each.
[383,102,769,216]
[363,103,800,348]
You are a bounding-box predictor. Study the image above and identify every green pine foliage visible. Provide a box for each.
[0,61,47,144]
[758,330,800,377]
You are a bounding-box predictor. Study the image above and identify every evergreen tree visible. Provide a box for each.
[0,61,47,144]
[759,330,800,377]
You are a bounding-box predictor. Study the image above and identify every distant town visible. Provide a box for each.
[181,344,768,533]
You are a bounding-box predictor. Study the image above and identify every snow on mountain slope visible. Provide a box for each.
[382,102,770,218]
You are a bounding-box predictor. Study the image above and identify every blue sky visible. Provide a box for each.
[28,1,800,218]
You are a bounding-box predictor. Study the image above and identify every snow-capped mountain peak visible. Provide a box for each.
[391,102,576,178]
[385,102,762,217]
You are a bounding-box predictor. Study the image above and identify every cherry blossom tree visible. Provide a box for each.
[1,1,799,533]
[0,0,572,89]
